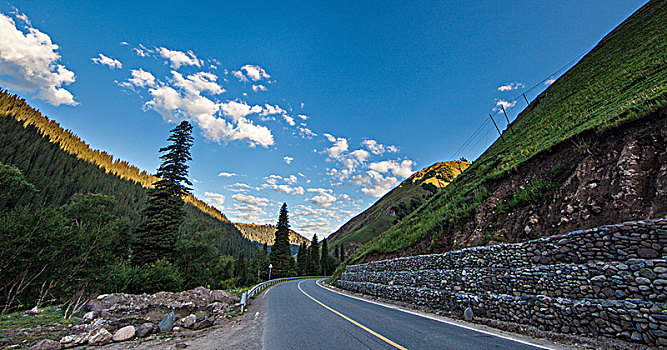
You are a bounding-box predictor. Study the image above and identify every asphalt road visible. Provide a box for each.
[262,278,548,350]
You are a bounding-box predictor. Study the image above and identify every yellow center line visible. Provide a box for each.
[297,280,408,350]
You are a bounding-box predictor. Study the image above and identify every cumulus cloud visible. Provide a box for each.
[0,13,77,106]
[269,184,304,196]
[232,193,269,207]
[239,64,270,81]
[203,191,225,210]
[120,68,156,88]
[282,114,296,126]
[368,159,415,178]
[157,47,202,69]
[493,99,517,113]
[228,203,266,222]
[323,133,349,159]
[307,188,337,208]
[350,149,370,162]
[297,114,309,120]
[283,156,294,164]
[171,71,224,95]
[228,183,257,192]
[497,82,524,91]
[91,53,122,69]
[544,77,556,85]
[217,172,237,177]
[361,139,398,155]
[252,84,267,92]
[298,126,317,139]
[361,170,399,197]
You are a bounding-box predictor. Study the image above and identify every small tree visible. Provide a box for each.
[270,203,292,278]
[133,121,193,265]
[309,234,320,275]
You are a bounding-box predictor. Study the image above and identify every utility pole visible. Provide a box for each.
[489,114,503,140]
[500,105,514,134]
[523,93,530,106]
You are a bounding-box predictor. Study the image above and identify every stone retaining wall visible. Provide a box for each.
[338,218,667,347]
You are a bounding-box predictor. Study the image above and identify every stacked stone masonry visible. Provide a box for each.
[339,218,667,347]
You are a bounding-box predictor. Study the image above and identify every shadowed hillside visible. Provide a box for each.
[234,222,310,246]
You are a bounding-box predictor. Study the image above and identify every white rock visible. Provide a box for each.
[88,328,112,346]
[112,325,136,342]
[181,314,196,329]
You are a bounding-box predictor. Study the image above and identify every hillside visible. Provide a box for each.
[349,0,667,264]
[328,160,469,251]
[0,91,258,257]
[234,223,310,246]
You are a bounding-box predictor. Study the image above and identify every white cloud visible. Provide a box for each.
[368,159,415,178]
[361,170,399,197]
[269,184,304,196]
[232,70,247,82]
[232,193,269,207]
[240,64,270,81]
[497,82,524,91]
[203,191,225,210]
[544,77,556,85]
[229,203,266,222]
[350,149,370,162]
[172,71,224,95]
[157,47,202,69]
[220,100,263,121]
[323,133,349,159]
[259,104,287,117]
[146,85,275,147]
[297,114,309,120]
[361,139,398,155]
[340,194,352,201]
[283,114,296,126]
[0,13,77,106]
[298,126,317,139]
[228,182,257,192]
[283,156,294,164]
[217,172,237,177]
[494,99,517,112]
[252,84,267,92]
[91,53,122,69]
[307,188,337,208]
[121,68,156,88]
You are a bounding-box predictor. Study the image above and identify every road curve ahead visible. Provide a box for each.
[262,278,548,350]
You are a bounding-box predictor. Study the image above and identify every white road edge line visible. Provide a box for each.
[315,279,563,350]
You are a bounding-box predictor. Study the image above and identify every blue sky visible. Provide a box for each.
[0,0,647,238]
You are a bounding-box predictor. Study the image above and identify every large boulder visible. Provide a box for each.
[29,339,61,350]
[88,328,112,346]
[159,311,176,332]
[463,307,474,322]
[211,290,234,304]
[112,325,136,342]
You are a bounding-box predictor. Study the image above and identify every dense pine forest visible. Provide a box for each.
[0,91,265,312]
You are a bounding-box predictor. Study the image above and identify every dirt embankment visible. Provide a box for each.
[370,108,666,261]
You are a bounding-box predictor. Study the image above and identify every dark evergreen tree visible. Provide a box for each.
[134,121,194,265]
[296,243,307,275]
[234,252,247,286]
[270,203,292,278]
[320,238,330,275]
[309,234,320,275]
[339,244,345,262]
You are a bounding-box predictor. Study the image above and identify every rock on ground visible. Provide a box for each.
[89,328,112,346]
[112,325,135,342]
[29,339,62,350]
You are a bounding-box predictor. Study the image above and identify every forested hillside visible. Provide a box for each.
[348,0,667,264]
[234,223,310,246]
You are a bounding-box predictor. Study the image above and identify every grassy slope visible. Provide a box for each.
[329,160,469,248]
[350,1,667,263]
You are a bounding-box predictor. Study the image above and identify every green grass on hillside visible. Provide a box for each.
[349,1,667,263]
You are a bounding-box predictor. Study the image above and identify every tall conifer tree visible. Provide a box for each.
[320,238,330,275]
[309,234,320,275]
[133,121,193,265]
[270,203,292,278]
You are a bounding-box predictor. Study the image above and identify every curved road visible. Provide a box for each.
[262,279,549,350]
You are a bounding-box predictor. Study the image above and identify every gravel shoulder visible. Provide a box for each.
[91,292,267,350]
